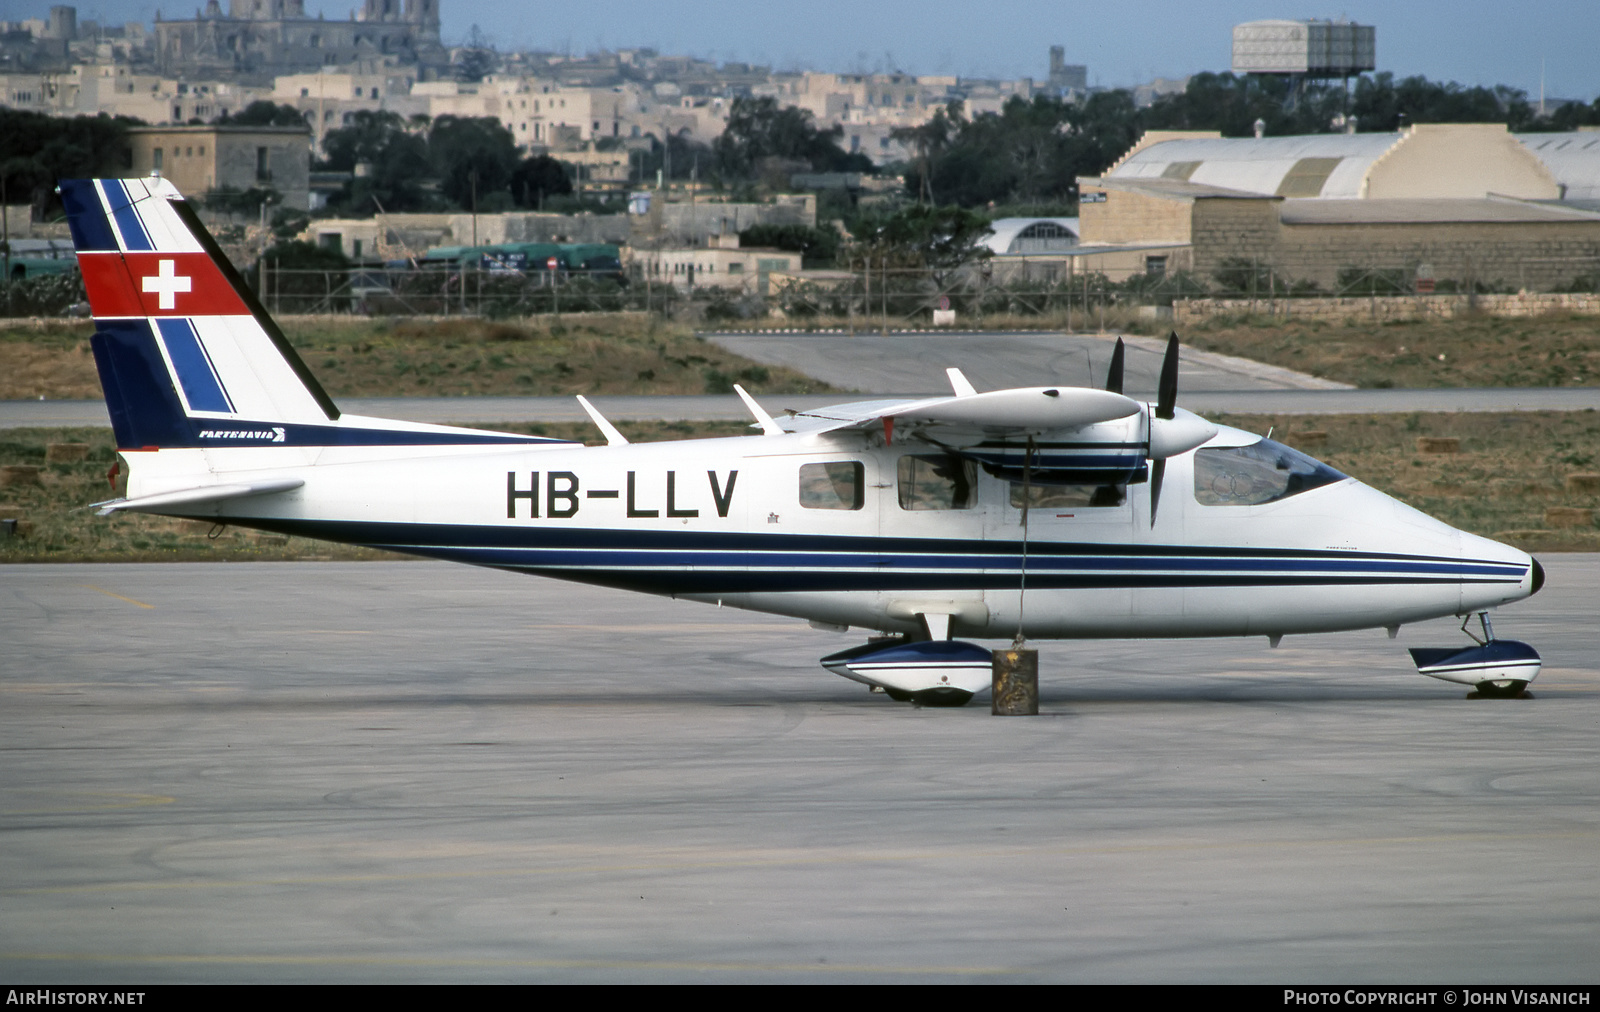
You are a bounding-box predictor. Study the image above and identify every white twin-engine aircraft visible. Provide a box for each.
[65,177,1544,705]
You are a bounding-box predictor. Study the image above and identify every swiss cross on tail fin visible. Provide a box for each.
[79,252,249,318]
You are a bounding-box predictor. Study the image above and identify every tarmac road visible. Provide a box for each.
[703,329,1352,394]
[2,558,1596,983]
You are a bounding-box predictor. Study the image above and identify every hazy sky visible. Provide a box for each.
[12,0,1599,102]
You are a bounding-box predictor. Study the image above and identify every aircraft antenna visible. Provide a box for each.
[733,384,784,436]
[576,395,630,446]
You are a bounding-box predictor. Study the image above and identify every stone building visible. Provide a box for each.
[127,123,312,209]
[634,233,802,294]
[153,0,444,82]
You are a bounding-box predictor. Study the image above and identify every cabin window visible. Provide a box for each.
[1193,438,1346,506]
[799,461,864,510]
[898,454,976,511]
[1010,483,1125,509]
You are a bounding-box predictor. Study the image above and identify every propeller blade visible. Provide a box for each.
[1156,331,1180,420]
[1105,338,1125,395]
[1149,457,1166,527]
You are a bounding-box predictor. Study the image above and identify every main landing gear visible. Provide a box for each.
[820,638,992,707]
[1409,612,1541,699]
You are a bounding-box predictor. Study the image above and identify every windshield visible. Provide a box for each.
[1193,438,1346,506]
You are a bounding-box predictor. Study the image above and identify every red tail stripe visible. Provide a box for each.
[76,250,250,318]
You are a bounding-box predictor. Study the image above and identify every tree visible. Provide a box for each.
[260,238,349,271]
[1352,72,1535,131]
[1143,72,1343,138]
[853,204,992,285]
[739,224,841,268]
[215,101,307,128]
[635,130,717,182]
[454,24,496,83]
[509,155,572,209]
[258,240,351,311]
[202,186,281,216]
[428,115,518,210]
[891,101,960,203]
[319,110,433,213]
[0,109,139,219]
[1066,89,1145,179]
[714,96,870,178]
[1537,98,1600,132]
[903,96,1086,207]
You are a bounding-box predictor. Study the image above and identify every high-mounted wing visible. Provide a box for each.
[772,336,1218,496]
[789,386,1140,435]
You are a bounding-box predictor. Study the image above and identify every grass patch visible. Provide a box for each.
[1184,312,1600,389]
[3,412,1595,562]
[0,313,831,400]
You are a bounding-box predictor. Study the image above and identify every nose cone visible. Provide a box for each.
[1454,528,1541,614]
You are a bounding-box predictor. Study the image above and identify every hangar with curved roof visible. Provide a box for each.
[1514,131,1600,205]
[980,217,1080,255]
[1069,123,1600,290]
[1105,124,1561,201]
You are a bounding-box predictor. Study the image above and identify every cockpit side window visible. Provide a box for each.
[1193,438,1346,506]
[898,454,977,510]
[799,460,864,510]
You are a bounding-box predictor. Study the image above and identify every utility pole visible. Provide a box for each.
[883,251,896,337]
[469,168,478,316]
[2,174,9,285]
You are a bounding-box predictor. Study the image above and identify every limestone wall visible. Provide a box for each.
[1174,291,1600,327]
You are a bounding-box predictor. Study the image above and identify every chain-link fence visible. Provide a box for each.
[7,252,1600,322]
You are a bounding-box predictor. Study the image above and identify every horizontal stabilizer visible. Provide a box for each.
[93,477,304,516]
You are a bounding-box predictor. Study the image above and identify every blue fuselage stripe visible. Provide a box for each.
[361,545,1521,579]
[221,517,1526,594]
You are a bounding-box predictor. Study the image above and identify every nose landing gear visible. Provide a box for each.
[1409,612,1540,699]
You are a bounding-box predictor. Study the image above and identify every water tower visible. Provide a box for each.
[1232,19,1375,111]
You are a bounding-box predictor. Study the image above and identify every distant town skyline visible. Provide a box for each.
[11,0,1599,102]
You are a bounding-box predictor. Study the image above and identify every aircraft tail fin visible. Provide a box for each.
[61,177,339,450]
